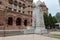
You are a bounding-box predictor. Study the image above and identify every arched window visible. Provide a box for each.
[24,20,27,26]
[16,18,21,25]
[7,17,13,25]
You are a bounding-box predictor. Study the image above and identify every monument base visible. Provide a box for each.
[34,27,47,34]
[24,26,34,34]
[24,26,47,34]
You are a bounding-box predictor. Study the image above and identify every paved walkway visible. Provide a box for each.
[0,34,60,40]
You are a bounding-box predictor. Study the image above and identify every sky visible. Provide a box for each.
[33,0,60,16]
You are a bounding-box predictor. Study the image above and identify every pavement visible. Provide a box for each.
[0,34,60,40]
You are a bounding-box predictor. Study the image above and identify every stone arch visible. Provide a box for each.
[7,17,13,25]
[16,18,21,26]
[24,20,27,26]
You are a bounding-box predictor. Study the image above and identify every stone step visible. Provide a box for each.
[0,31,24,37]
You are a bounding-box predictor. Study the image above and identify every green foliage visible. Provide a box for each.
[43,13,49,29]
[43,13,57,29]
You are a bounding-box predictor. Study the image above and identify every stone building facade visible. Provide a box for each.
[0,0,33,30]
[40,2,48,14]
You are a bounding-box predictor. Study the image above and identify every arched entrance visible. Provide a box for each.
[24,20,27,26]
[16,18,21,26]
[7,17,13,25]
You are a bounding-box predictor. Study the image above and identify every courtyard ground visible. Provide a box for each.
[49,31,60,39]
[0,31,60,40]
[0,34,60,40]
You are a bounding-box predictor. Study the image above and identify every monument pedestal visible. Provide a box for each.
[24,26,47,34]
[24,26,34,34]
[34,27,47,34]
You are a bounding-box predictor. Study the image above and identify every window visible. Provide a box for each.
[23,4,25,6]
[23,4,26,9]
[0,1,2,4]
[24,20,27,26]
[19,2,21,4]
[28,5,30,7]
[19,6,21,9]
[9,0,13,4]
[16,18,21,25]
[14,0,17,6]
[23,7,25,9]
[19,2,21,5]
[23,4,25,7]
[18,10,21,12]
[8,7,12,11]
[14,9,16,12]
[28,11,30,13]
[23,11,24,13]
[7,17,13,25]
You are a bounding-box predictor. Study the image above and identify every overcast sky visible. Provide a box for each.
[34,0,60,16]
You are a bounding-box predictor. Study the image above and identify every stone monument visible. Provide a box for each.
[32,0,47,34]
